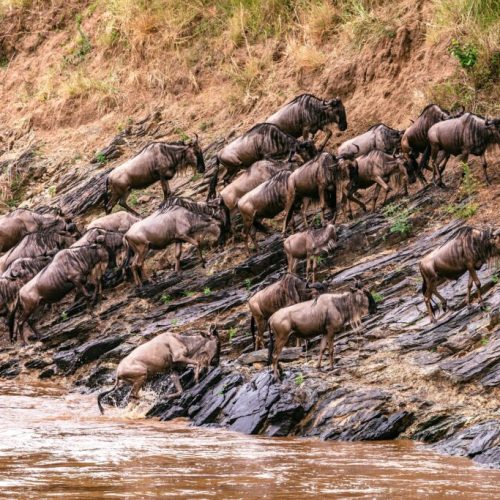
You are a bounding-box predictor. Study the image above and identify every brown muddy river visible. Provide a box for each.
[1,379,499,499]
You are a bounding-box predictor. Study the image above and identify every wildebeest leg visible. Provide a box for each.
[272,332,290,381]
[129,375,147,404]
[165,372,184,399]
[318,129,332,152]
[437,152,450,177]
[327,331,335,370]
[347,187,367,213]
[179,235,205,268]
[301,198,311,227]
[172,242,182,272]
[372,184,381,212]
[430,144,443,187]
[467,268,483,306]
[317,335,327,369]
[250,225,259,253]
[256,317,267,350]
[160,177,171,200]
[422,276,438,323]
[118,191,141,217]
[480,153,490,184]
[373,176,390,212]
[311,255,318,283]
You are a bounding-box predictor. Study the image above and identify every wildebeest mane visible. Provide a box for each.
[280,273,305,303]
[445,226,496,263]
[417,103,451,118]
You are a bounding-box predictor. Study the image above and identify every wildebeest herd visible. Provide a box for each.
[0,94,498,414]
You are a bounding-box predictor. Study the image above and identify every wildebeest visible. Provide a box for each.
[340,150,414,217]
[220,158,296,211]
[97,326,220,414]
[0,230,76,273]
[72,228,126,291]
[0,208,75,254]
[284,224,337,282]
[237,170,292,253]
[104,137,205,215]
[0,256,52,323]
[123,197,230,286]
[268,285,377,380]
[338,123,403,158]
[282,152,339,234]
[428,113,500,186]
[249,273,324,350]
[9,243,109,344]
[266,94,347,148]
[401,104,463,182]
[87,211,141,233]
[419,226,500,323]
[208,123,317,199]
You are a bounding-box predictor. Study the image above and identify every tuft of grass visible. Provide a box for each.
[295,372,305,386]
[244,278,252,290]
[60,311,69,321]
[95,152,108,165]
[183,290,196,298]
[203,287,212,296]
[443,163,479,219]
[300,0,339,44]
[480,336,489,346]
[372,292,384,303]
[161,293,172,304]
[286,39,327,77]
[384,203,413,237]
[47,185,56,198]
[171,318,179,326]
[228,327,237,342]
[340,0,397,49]
[129,192,138,206]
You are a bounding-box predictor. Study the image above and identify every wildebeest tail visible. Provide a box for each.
[121,236,133,274]
[97,378,119,415]
[267,326,275,366]
[250,315,256,349]
[421,279,427,296]
[8,296,19,343]
[103,176,110,213]
[207,157,219,201]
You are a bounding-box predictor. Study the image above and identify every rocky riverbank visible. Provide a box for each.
[0,118,498,469]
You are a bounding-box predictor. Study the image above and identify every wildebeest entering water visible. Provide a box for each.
[419,226,500,323]
[104,137,205,215]
[97,326,220,414]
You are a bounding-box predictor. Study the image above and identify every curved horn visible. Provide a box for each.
[353,143,360,153]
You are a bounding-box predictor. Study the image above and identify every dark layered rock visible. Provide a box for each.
[433,421,500,468]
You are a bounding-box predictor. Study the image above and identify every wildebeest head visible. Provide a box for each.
[394,153,417,185]
[201,324,221,367]
[208,197,231,247]
[185,134,206,174]
[296,139,317,162]
[485,118,500,143]
[350,281,377,315]
[491,228,500,254]
[305,281,327,299]
[325,97,347,131]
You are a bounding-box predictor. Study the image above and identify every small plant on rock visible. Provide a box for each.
[203,287,212,296]
[295,372,304,386]
[161,294,172,304]
[372,292,384,303]
[228,327,237,342]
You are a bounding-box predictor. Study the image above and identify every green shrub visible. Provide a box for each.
[295,372,304,385]
[161,294,172,304]
[372,292,384,303]
[228,327,237,342]
[203,287,212,296]
[450,39,478,69]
